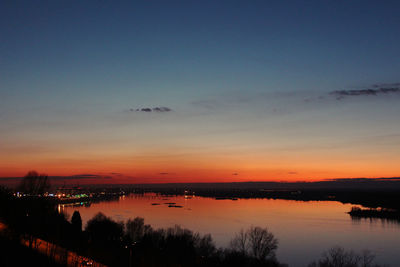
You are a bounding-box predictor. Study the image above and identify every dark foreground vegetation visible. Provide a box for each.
[307,246,389,267]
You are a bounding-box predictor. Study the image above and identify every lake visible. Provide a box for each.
[61,193,400,266]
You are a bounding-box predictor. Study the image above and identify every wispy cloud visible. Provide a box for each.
[330,83,400,100]
[190,90,323,113]
[188,82,400,116]
[128,107,172,113]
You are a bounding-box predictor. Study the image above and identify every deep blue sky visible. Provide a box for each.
[1,1,400,181]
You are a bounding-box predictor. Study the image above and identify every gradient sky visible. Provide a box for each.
[1,1,400,183]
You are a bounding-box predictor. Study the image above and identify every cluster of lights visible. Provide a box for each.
[14,192,89,199]
[55,193,89,199]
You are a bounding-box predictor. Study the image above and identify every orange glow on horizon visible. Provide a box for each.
[1,165,399,185]
[1,144,399,184]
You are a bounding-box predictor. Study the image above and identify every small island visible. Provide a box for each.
[348,206,400,221]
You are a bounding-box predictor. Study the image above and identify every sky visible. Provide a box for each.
[1,1,400,184]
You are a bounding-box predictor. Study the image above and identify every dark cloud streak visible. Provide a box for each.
[129,107,172,113]
[330,83,400,100]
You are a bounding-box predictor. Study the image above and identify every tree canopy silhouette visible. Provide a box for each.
[71,211,82,232]
[230,226,278,261]
[307,246,386,267]
[126,217,152,243]
[85,212,124,244]
[18,170,50,195]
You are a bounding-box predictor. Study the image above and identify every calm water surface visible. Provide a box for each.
[62,194,400,267]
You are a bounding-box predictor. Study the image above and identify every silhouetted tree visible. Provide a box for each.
[18,170,50,195]
[195,233,216,258]
[230,226,278,261]
[248,226,278,260]
[307,246,387,267]
[125,217,152,243]
[71,211,82,232]
[85,212,124,244]
[230,228,248,254]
